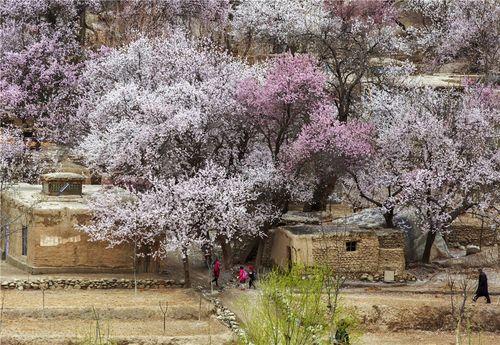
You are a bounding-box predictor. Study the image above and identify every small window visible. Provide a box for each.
[346,241,357,252]
[21,226,28,256]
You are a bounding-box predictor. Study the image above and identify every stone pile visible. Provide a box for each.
[359,271,417,283]
[199,287,246,339]
[0,278,183,290]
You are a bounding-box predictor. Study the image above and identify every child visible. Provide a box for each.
[238,266,248,290]
[248,265,256,289]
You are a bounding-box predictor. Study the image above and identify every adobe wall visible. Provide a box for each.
[268,227,406,275]
[445,225,498,247]
[2,194,133,274]
[376,230,406,273]
[378,248,405,273]
[269,228,314,269]
[311,232,380,273]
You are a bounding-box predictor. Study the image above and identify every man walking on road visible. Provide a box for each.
[473,268,491,304]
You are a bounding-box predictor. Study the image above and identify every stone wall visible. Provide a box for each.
[312,232,380,273]
[0,278,183,290]
[378,248,405,273]
[445,225,498,247]
[264,227,406,276]
[377,230,406,248]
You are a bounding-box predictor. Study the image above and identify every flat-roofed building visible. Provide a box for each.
[0,173,133,274]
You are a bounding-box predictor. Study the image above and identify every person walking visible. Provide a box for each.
[238,266,248,290]
[473,268,491,304]
[248,265,256,289]
[211,258,221,287]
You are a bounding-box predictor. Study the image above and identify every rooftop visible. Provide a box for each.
[41,172,86,182]
[282,224,403,237]
[2,183,123,213]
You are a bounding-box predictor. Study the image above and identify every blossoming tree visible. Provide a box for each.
[0,0,101,142]
[404,0,499,77]
[345,84,499,262]
[232,0,408,121]
[75,32,278,282]
[238,54,374,211]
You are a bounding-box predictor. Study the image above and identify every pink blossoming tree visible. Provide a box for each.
[237,54,327,163]
[0,0,101,142]
[232,0,408,121]
[238,54,374,211]
[285,103,374,211]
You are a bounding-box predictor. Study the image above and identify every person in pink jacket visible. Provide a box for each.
[238,266,248,290]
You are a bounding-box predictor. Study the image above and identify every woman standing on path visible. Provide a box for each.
[212,258,221,287]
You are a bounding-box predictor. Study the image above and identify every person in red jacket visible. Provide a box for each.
[212,258,221,287]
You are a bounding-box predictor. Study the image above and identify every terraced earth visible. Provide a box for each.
[0,289,235,345]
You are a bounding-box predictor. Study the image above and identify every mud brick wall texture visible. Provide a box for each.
[2,192,133,274]
[310,232,405,274]
[378,248,406,273]
[377,231,406,248]
[268,227,406,275]
[312,234,380,273]
[445,225,498,247]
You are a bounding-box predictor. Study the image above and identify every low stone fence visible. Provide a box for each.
[0,278,184,291]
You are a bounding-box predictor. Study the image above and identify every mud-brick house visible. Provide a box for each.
[266,224,406,275]
[0,173,133,274]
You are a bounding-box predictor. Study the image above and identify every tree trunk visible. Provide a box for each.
[220,239,233,270]
[182,249,191,288]
[422,231,437,264]
[383,208,395,228]
[77,5,87,46]
[201,241,213,268]
[133,242,137,295]
[255,237,265,269]
[303,176,337,212]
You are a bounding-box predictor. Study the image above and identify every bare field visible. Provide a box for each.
[0,289,235,345]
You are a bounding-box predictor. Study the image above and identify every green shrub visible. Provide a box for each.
[239,265,360,345]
